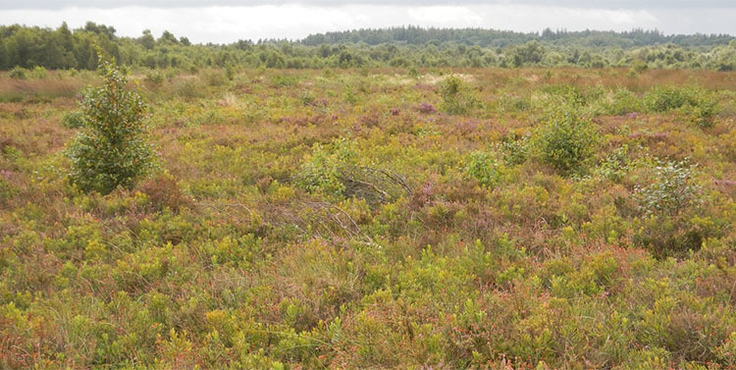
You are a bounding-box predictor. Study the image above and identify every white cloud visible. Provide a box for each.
[0,4,732,44]
[407,6,484,26]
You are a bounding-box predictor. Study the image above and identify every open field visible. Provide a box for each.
[1,67,735,369]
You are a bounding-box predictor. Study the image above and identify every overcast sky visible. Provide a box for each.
[0,1,734,44]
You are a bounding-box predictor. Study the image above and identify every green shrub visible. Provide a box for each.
[145,69,165,85]
[635,160,700,216]
[61,111,85,129]
[297,140,354,198]
[643,86,718,127]
[680,90,719,128]
[65,55,156,194]
[271,74,299,87]
[9,66,28,79]
[593,145,630,181]
[542,84,587,106]
[532,105,600,175]
[30,66,47,79]
[499,135,530,166]
[465,151,503,189]
[203,69,227,86]
[439,75,479,115]
[644,86,691,112]
[299,90,316,106]
[634,161,710,257]
[603,88,643,115]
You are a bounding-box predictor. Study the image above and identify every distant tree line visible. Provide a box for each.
[302,26,735,48]
[1,23,734,71]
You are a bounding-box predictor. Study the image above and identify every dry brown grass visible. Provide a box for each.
[0,76,85,102]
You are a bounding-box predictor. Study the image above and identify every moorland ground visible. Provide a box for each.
[1,66,735,369]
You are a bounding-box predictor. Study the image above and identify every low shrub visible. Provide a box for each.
[145,69,165,85]
[644,86,692,112]
[439,75,480,115]
[635,160,700,216]
[532,105,600,175]
[296,139,409,206]
[499,134,531,166]
[174,78,206,99]
[644,86,718,127]
[61,111,85,129]
[9,66,28,79]
[465,150,503,189]
[602,88,643,115]
[416,102,436,114]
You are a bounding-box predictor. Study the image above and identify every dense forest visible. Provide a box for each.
[1,23,735,71]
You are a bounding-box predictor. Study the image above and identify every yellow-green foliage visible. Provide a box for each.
[532,104,601,175]
[0,66,734,369]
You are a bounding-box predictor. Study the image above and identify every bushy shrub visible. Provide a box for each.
[144,69,165,85]
[439,75,480,115]
[297,141,352,198]
[465,151,503,189]
[680,90,719,128]
[602,88,643,115]
[203,69,228,86]
[416,102,436,114]
[30,66,48,79]
[61,111,84,129]
[644,86,691,112]
[65,55,156,194]
[298,90,316,106]
[542,84,587,106]
[633,160,715,257]
[644,86,718,127]
[9,66,28,79]
[499,135,530,166]
[532,105,600,175]
[635,160,700,216]
[593,145,631,181]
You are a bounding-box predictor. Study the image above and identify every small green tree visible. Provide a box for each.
[65,54,155,194]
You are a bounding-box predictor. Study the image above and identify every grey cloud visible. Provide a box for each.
[0,0,733,9]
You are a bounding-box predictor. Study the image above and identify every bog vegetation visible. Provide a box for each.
[0,35,735,369]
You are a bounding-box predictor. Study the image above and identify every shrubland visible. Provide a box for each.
[0,65,734,369]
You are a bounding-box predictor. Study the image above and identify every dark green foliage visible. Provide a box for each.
[0,23,735,71]
[64,56,155,194]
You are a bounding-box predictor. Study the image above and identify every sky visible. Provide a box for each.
[0,1,734,44]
